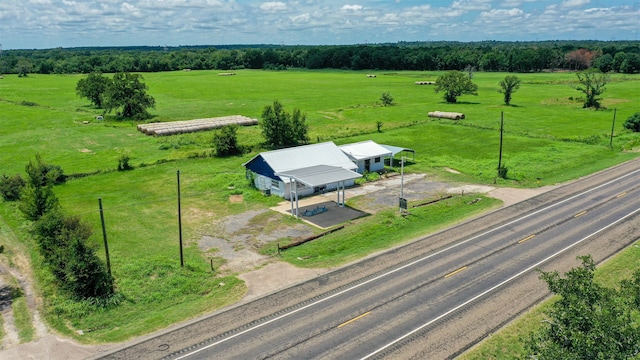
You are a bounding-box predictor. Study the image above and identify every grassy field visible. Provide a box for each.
[0,69,639,344]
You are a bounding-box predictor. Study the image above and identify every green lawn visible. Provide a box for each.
[0,69,639,343]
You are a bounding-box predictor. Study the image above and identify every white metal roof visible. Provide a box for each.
[258,142,357,172]
[338,140,392,161]
[380,144,416,157]
[276,165,362,187]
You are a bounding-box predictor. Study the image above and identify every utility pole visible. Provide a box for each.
[98,198,112,278]
[496,111,504,182]
[177,170,184,267]
[399,156,407,213]
[609,108,617,148]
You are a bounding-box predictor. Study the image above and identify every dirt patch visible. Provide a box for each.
[229,194,243,203]
[198,209,313,274]
[238,262,327,302]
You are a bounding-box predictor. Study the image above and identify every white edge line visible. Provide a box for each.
[175,169,640,359]
[359,207,640,360]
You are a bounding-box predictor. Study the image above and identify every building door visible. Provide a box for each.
[364,159,371,172]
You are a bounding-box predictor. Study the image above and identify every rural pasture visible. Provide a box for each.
[0,69,639,344]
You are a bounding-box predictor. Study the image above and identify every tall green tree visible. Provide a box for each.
[104,72,156,119]
[498,75,521,105]
[19,154,61,221]
[575,69,610,109]
[525,255,640,359]
[434,70,478,103]
[76,72,110,108]
[260,101,308,148]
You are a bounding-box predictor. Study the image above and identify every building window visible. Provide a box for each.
[374,157,381,163]
[271,179,280,188]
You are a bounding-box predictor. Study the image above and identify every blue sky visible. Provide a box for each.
[1,0,639,49]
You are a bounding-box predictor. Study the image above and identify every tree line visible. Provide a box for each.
[2,40,639,75]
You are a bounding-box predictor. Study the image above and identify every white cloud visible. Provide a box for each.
[0,0,637,49]
[561,0,590,9]
[260,1,287,12]
[290,13,310,23]
[342,4,363,11]
[451,0,492,11]
[480,8,524,18]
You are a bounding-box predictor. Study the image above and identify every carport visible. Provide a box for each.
[380,144,415,167]
[275,165,362,219]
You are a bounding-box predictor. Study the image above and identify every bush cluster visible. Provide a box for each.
[32,210,114,299]
[0,174,25,201]
[17,155,115,300]
[623,112,640,132]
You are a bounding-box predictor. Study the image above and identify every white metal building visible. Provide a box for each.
[243,142,361,201]
[338,140,393,173]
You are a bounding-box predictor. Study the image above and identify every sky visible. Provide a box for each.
[1,0,639,50]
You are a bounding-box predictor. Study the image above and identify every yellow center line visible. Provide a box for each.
[445,266,468,278]
[616,192,627,198]
[574,210,587,218]
[518,234,536,244]
[337,311,371,328]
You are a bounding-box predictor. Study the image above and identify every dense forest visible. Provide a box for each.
[2,40,640,75]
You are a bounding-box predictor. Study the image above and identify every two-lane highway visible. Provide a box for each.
[162,165,640,359]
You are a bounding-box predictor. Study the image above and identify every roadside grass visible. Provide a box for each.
[459,239,640,360]
[0,70,638,343]
[12,293,35,343]
[263,195,501,268]
[0,274,36,344]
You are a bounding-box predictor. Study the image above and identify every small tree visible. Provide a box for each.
[260,101,308,148]
[104,72,156,119]
[575,69,610,109]
[380,92,394,106]
[19,154,61,221]
[213,125,241,156]
[435,71,478,103]
[525,255,640,359]
[623,112,640,132]
[290,108,309,145]
[376,121,383,132]
[15,59,32,77]
[76,72,110,108]
[498,75,521,106]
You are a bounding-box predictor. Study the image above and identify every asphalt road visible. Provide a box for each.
[97,159,640,360]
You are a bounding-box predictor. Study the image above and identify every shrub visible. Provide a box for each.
[0,174,25,201]
[623,112,640,132]
[33,210,114,299]
[117,155,133,171]
[213,125,241,157]
[380,92,394,106]
[497,165,508,179]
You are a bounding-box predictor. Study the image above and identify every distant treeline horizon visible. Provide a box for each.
[2,40,639,75]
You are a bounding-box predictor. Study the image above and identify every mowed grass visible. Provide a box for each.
[265,195,501,268]
[0,69,639,343]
